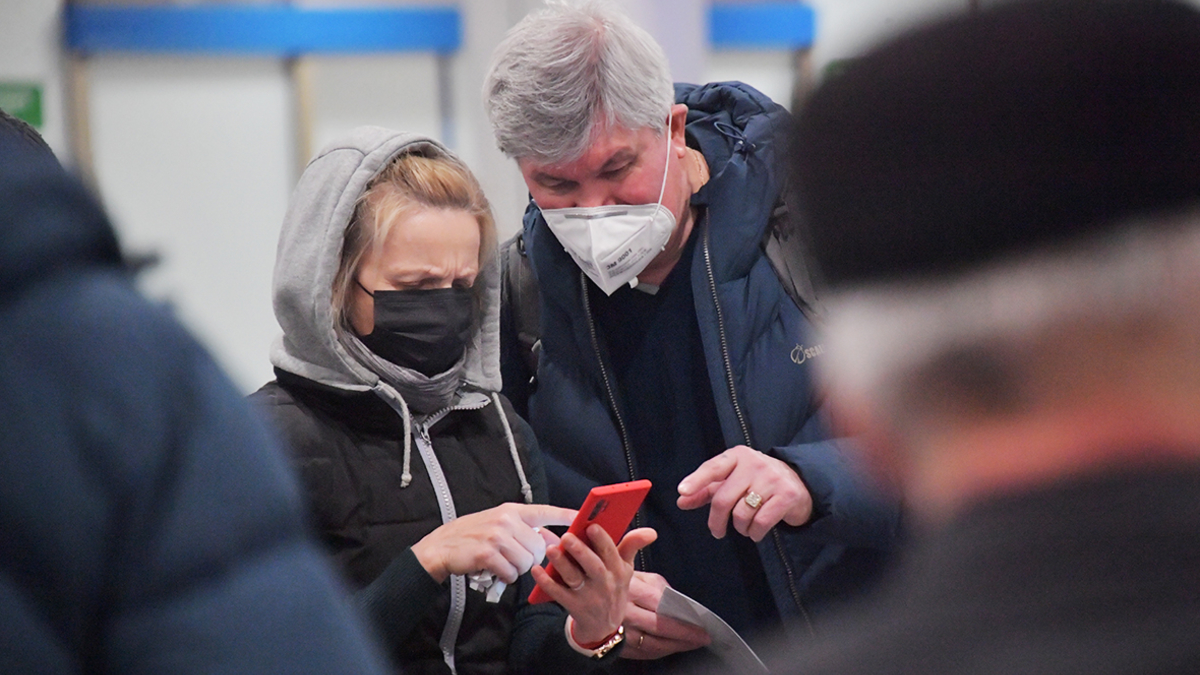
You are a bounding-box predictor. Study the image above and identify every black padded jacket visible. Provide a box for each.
[252,369,620,675]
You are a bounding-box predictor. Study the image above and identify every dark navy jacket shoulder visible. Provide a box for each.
[509,82,901,627]
[0,136,389,674]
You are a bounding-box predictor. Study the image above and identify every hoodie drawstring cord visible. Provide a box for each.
[376,385,520,498]
[398,394,413,488]
[714,121,755,155]
[492,392,533,504]
[373,383,414,488]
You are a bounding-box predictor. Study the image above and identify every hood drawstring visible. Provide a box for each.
[373,382,414,488]
[714,121,756,155]
[492,392,533,504]
[399,395,413,488]
[374,385,526,500]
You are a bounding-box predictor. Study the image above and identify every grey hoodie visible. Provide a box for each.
[267,128,533,674]
[270,126,503,398]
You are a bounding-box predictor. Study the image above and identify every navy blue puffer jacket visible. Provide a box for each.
[0,134,389,674]
[510,82,901,629]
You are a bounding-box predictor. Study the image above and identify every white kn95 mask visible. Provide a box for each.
[540,119,677,296]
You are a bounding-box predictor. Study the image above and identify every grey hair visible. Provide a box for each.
[817,207,1200,424]
[483,0,675,164]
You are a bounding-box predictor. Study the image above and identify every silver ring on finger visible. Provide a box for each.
[567,579,585,591]
[637,632,645,649]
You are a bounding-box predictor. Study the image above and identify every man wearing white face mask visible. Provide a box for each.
[484,2,901,669]
[537,114,676,296]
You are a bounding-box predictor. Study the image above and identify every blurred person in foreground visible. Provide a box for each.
[0,111,390,671]
[483,3,901,667]
[762,0,1200,672]
[250,127,653,674]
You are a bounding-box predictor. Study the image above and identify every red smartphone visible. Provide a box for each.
[528,479,652,604]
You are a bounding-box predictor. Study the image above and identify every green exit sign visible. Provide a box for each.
[0,82,44,128]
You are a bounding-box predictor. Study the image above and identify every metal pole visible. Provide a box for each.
[288,56,314,182]
[64,54,97,190]
[437,54,455,149]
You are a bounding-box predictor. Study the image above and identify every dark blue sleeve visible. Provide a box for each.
[767,410,903,550]
[0,272,392,674]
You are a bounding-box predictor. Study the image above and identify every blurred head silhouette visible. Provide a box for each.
[792,0,1200,521]
[0,107,55,159]
[766,4,1200,669]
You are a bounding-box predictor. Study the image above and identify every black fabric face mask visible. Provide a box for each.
[357,283,476,377]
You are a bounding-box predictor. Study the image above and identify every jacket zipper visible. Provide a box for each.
[580,273,647,572]
[423,394,491,427]
[410,394,491,675]
[701,215,814,635]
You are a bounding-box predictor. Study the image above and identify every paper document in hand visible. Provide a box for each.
[656,587,769,674]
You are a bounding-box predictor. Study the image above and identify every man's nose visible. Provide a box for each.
[573,185,619,208]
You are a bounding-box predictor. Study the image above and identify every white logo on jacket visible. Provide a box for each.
[790,343,825,366]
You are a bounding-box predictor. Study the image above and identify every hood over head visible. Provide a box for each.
[269,127,502,396]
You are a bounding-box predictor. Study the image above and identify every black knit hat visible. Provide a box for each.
[791,0,1200,289]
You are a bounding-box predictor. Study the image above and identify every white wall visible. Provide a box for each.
[306,54,441,161]
[807,0,968,75]
[453,0,545,240]
[19,0,1165,392]
[1,0,69,161]
[87,56,294,392]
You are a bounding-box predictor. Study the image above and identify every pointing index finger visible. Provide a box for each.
[517,504,577,528]
[678,451,737,495]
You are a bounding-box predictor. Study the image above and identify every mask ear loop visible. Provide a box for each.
[629,112,676,291]
[653,113,673,214]
[357,279,375,297]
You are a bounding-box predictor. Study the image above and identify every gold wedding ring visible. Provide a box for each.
[744,490,763,509]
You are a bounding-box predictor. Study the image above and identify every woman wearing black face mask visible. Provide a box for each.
[250,128,654,675]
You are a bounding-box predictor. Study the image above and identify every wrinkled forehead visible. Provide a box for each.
[519,123,664,177]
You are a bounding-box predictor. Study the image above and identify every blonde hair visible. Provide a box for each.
[331,148,496,331]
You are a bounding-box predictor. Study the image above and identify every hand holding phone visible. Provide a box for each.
[527,479,652,604]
